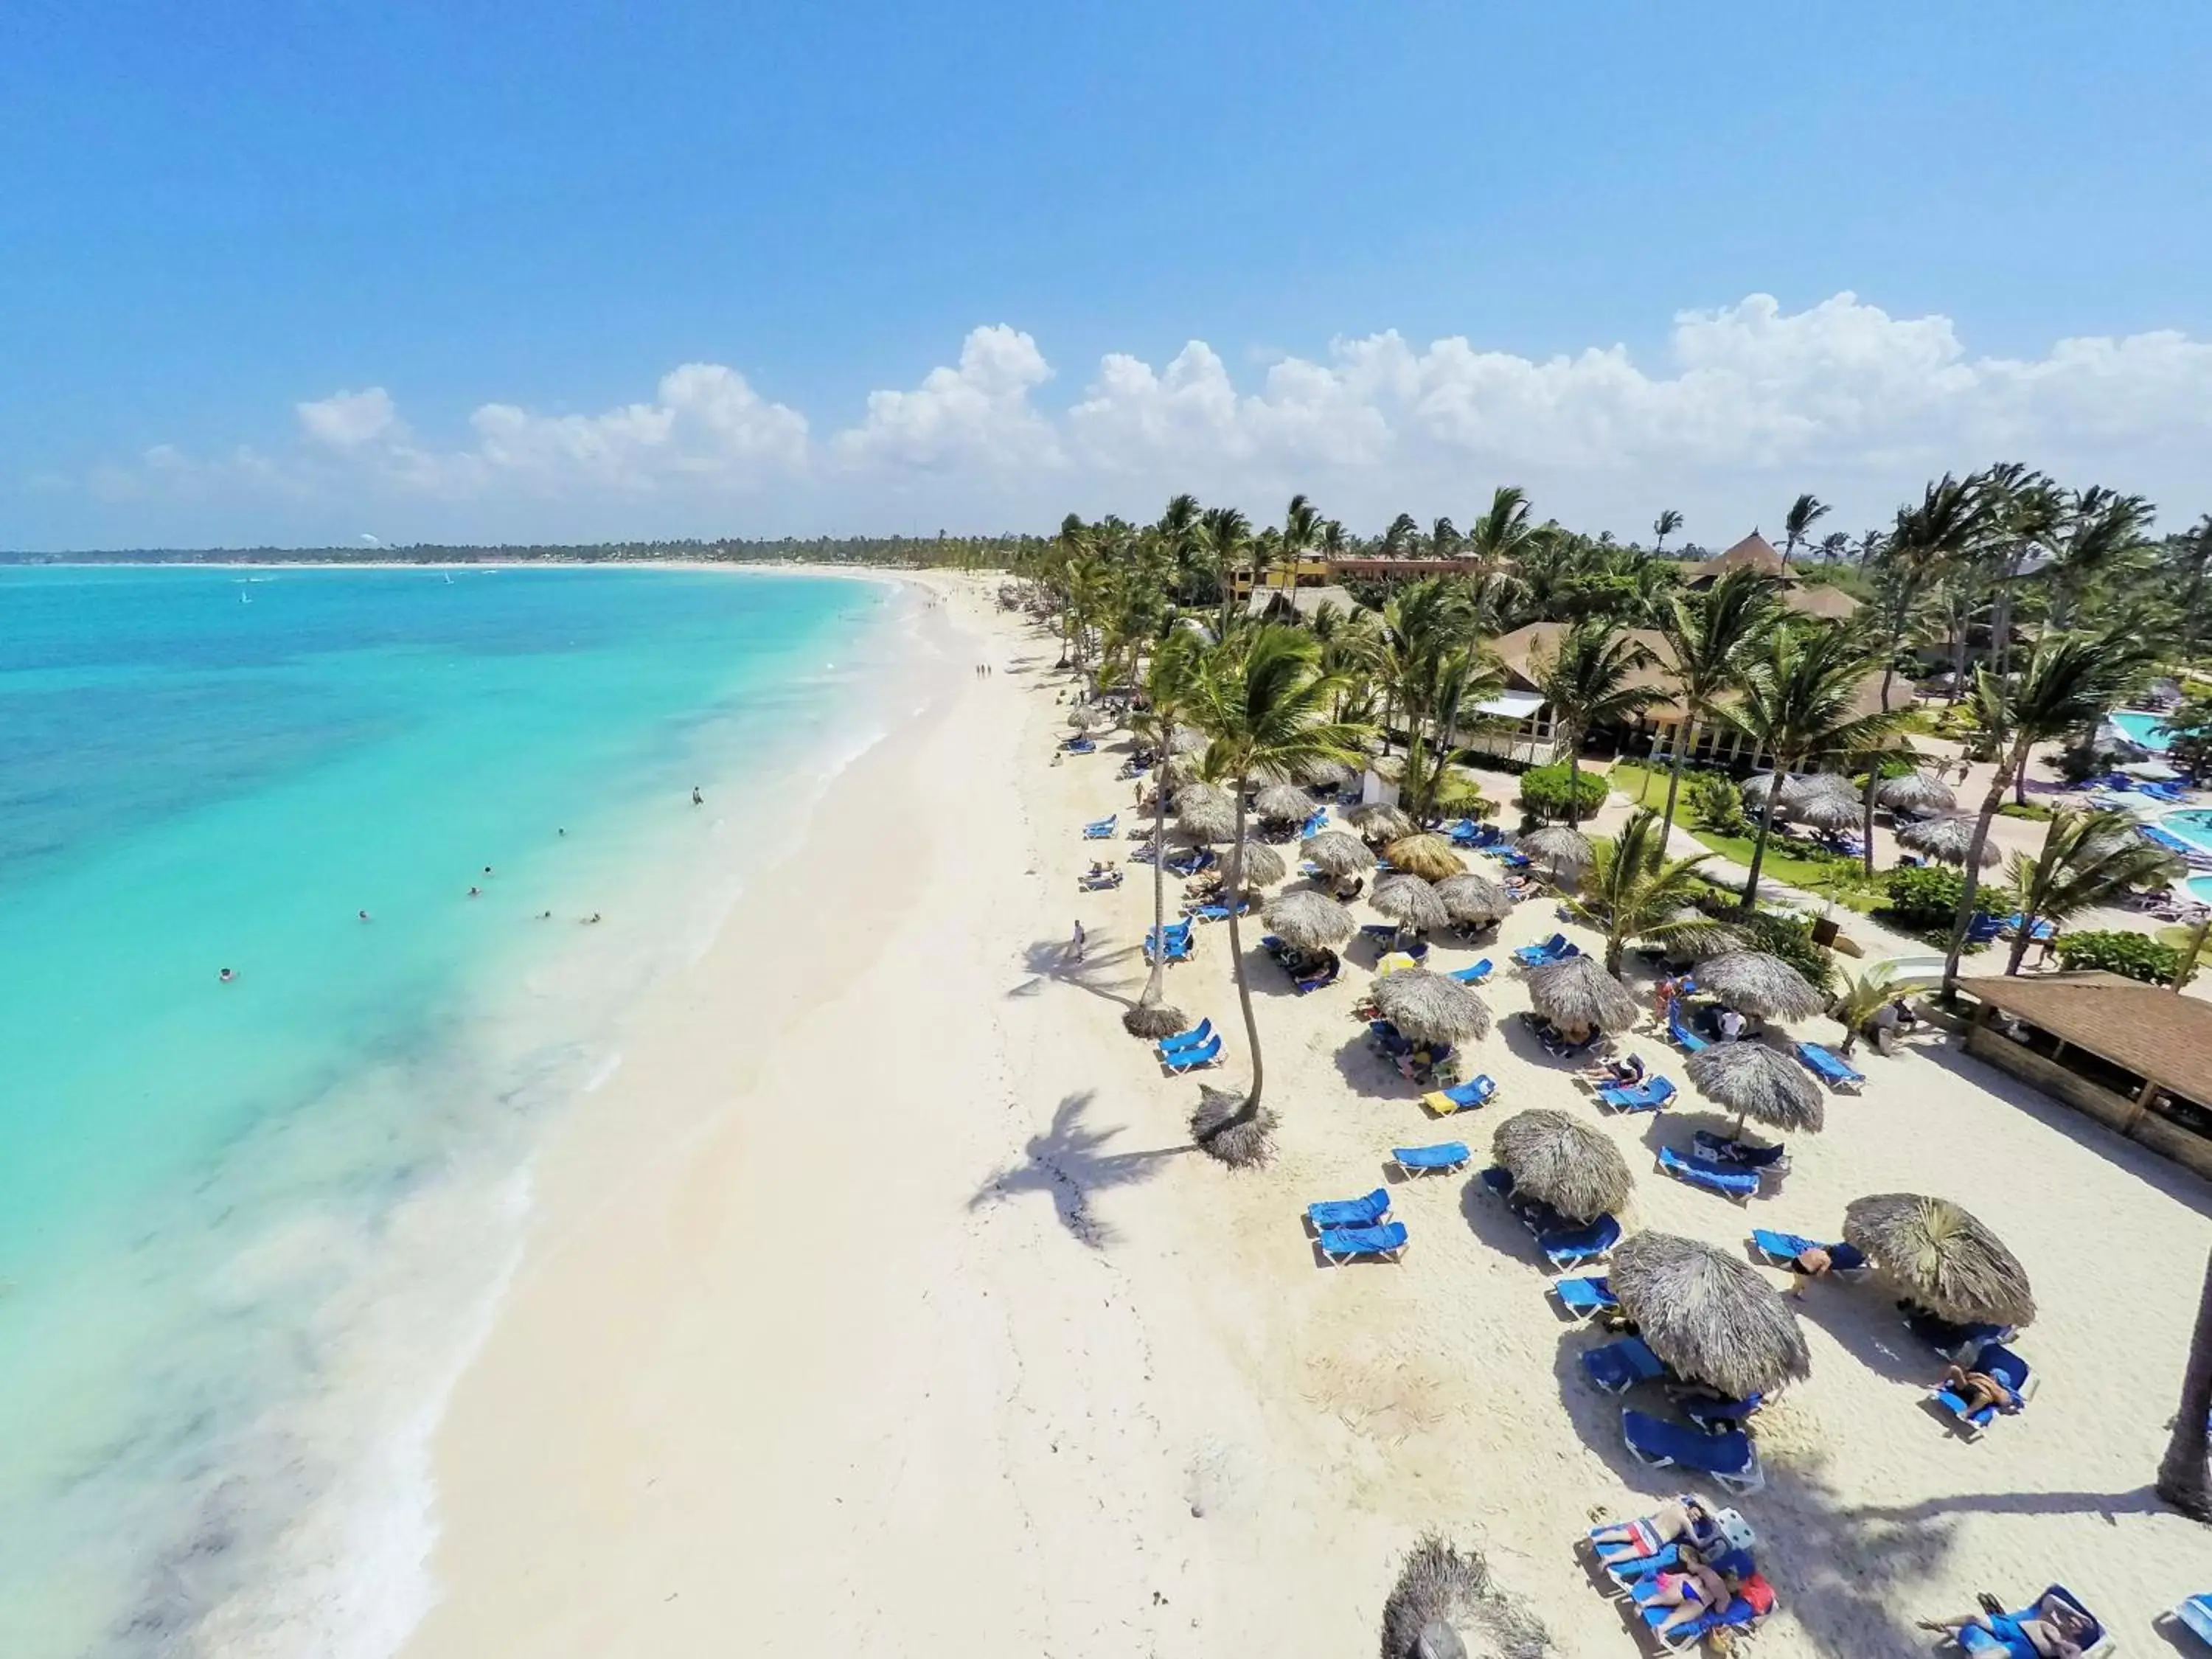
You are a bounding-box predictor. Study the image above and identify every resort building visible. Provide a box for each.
[1680,532,1862,623]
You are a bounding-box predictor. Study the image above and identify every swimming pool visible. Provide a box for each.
[2157,810,2212,857]
[2189,876,2212,908]
[2110,709,2174,751]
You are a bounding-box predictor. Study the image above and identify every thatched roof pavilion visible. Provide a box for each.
[1433,872,1512,928]
[1347,801,1416,842]
[1385,833,1467,883]
[1517,825,1593,874]
[1253,782,1315,824]
[1880,771,1958,815]
[1898,814,2000,867]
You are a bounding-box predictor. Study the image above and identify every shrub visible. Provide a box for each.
[2052,929,2181,984]
[1517,762,1608,821]
[1997,801,2054,821]
[1740,909,1838,999]
[1686,771,1747,835]
[1881,866,1972,929]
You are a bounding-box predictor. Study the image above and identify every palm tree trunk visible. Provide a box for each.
[1137,774,1169,1009]
[2004,924,2034,976]
[1660,713,1695,842]
[1739,773,1785,914]
[2155,1246,2212,1522]
[1565,726,1585,830]
[1942,743,2021,986]
[1860,766,1881,879]
[1203,786,1266,1137]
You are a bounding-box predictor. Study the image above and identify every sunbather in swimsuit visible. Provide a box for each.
[1589,1495,1722,1557]
[1644,1550,1733,1636]
[1938,1364,2024,1416]
[1921,1593,2093,1658]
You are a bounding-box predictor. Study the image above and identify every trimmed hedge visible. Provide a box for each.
[1517,762,1609,821]
[1880,866,1975,930]
[2051,929,2181,984]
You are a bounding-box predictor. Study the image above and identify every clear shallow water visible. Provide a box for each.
[0,565,897,1658]
[2110,709,2173,751]
[2160,810,2212,856]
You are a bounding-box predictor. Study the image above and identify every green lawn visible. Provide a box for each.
[1604,762,1884,911]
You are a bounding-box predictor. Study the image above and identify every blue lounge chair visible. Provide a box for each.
[1161,1034,1222,1074]
[1447,959,1493,986]
[1298,809,1329,838]
[1082,814,1117,839]
[1750,1229,1867,1273]
[1391,1141,1471,1175]
[1666,1001,1711,1052]
[1495,849,1532,869]
[1316,1220,1409,1264]
[1537,1021,1596,1060]
[1596,1075,1677,1113]
[1964,913,2003,944]
[1691,1130,1789,1174]
[1478,1165,1516,1200]
[1933,1342,2037,1438]
[1553,1276,1617,1318]
[1186,900,1249,922]
[1077,870,1122,891]
[1513,933,1571,967]
[1905,1307,2014,1360]
[1659,1145,1759,1203]
[1583,1336,1671,1394]
[1062,737,1096,754]
[1306,1187,1391,1231]
[1420,1074,1496,1115]
[2175,1593,2212,1649]
[1795,1040,1865,1092]
[1155,1018,1215,1054]
[2000,912,2058,942]
[1368,1020,1414,1058]
[1360,922,1400,946]
[1680,1390,1764,1431]
[1143,931,1194,965]
[1541,1214,1622,1269]
[2141,779,2190,804]
[1621,1408,1764,1494]
[1955,1587,2107,1658]
[1293,959,1340,994]
[1631,1571,1776,1652]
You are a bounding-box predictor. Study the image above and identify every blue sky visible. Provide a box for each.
[5,1,2209,549]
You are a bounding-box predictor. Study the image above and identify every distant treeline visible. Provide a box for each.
[1,535,1047,570]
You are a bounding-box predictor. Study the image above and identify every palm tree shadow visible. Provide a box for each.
[1010,938,1143,1009]
[970,1090,1190,1249]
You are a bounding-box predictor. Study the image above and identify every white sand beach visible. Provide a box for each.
[399,575,2212,1658]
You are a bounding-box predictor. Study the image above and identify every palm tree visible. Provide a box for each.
[1781,493,1832,567]
[1126,629,1206,1029]
[1941,631,2158,984]
[1532,622,1659,829]
[2157,1249,2212,1521]
[1381,512,1420,554]
[1652,509,1684,557]
[1815,531,1851,563]
[1722,625,1899,911]
[1870,474,1994,710]
[2047,485,2156,627]
[1429,515,1461,557]
[2001,807,2183,974]
[1466,485,1537,567]
[1826,963,1933,1056]
[1655,568,1782,842]
[1397,644,1506,822]
[1182,626,1371,1161]
[1562,810,1738,973]
[1200,506,1251,636]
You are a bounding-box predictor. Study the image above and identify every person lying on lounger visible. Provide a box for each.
[1920,1591,2094,1657]
[1590,1495,1728,1557]
[1938,1363,2025,1416]
[1640,1547,1739,1636]
[1580,1052,1646,1086]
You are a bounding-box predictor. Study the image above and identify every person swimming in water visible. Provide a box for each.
[467,886,481,897]
[583,911,602,924]
[218,967,235,982]
[692,787,703,806]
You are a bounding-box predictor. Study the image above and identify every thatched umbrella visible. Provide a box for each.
[1301,829,1377,879]
[1741,773,1787,812]
[1371,874,1450,934]
[1898,814,2001,867]
[1694,950,1826,1023]
[1781,771,1857,813]
[1385,833,1467,882]
[1517,824,1593,876]
[1374,968,1493,1046]
[1786,790,1862,834]
[1231,839,1287,888]
[1686,1042,1826,1138]
[1175,784,1238,845]
[1609,1231,1812,1400]
[1065,706,1109,730]
[1253,782,1314,824]
[1844,1194,2036,1329]
[1263,888,1357,953]
[1379,1534,1543,1659]
[1169,725,1209,755]
[1524,953,1639,1036]
[1433,872,1512,928]
[1880,771,1958,815]
[1303,757,1357,790]
[1347,801,1416,841]
[1492,1108,1633,1222]
[1158,751,1203,788]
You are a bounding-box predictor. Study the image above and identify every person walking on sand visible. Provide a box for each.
[1068,919,1086,964]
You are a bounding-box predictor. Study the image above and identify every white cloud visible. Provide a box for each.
[69,295,2212,542]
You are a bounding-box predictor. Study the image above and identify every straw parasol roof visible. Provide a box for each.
[1347,801,1416,841]
[1373,968,1493,1045]
[1159,751,1202,788]
[1169,726,1209,755]
[1263,888,1357,953]
[1880,771,1958,815]
[1524,953,1640,1035]
[1302,757,1357,789]
[1385,833,1467,882]
[1175,784,1239,844]
[1433,872,1512,928]
[1694,950,1827,1023]
[1371,874,1450,933]
[1781,771,1858,811]
[1686,1042,1826,1135]
[1066,706,1111,730]
[1491,1108,1633,1222]
[1608,1231,1811,1400]
[1742,773,1787,811]
[1897,814,2000,867]
[1785,790,1862,833]
[1253,782,1315,824]
[1844,1194,2035,1329]
[1517,824,1593,874]
[1231,839,1287,887]
[1302,829,1377,878]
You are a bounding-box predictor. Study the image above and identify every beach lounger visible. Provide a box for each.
[1155,1018,1215,1054]
[1512,933,1571,967]
[1391,1141,1471,1175]
[1540,1214,1621,1269]
[1293,959,1340,994]
[1680,1390,1764,1431]
[1933,1342,2037,1438]
[1631,1571,1776,1652]
[1904,1307,2014,1360]
[1537,1023,1596,1060]
[1306,1187,1391,1231]
[1665,1002,1711,1053]
[1749,1229,1865,1274]
[1658,1145,1759,1203]
[1186,900,1249,922]
[1077,870,1122,891]
[1583,1336,1670,1394]
[1082,814,1117,838]
[1316,1220,1409,1265]
[1553,1275,1617,1319]
[1143,933,1194,965]
[1964,913,2003,944]
[1596,1075,1677,1113]
[2141,780,2190,803]
[1360,922,1400,947]
[1447,959,1493,986]
[1420,1074,1496,1115]
[1160,1034,1222,1074]
[2175,1593,2212,1649]
[1368,1019,1415,1058]
[1495,849,1532,869]
[1953,1586,2110,1658]
[1621,1408,1764,1494]
[2000,912,2058,942]
[1794,1040,1865,1092]
[1298,809,1329,838]
[1691,1130,1789,1174]
[1062,737,1096,754]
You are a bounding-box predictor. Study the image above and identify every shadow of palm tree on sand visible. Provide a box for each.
[970,1090,1189,1248]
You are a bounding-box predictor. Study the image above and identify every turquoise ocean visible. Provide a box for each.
[0,565,905,1658]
